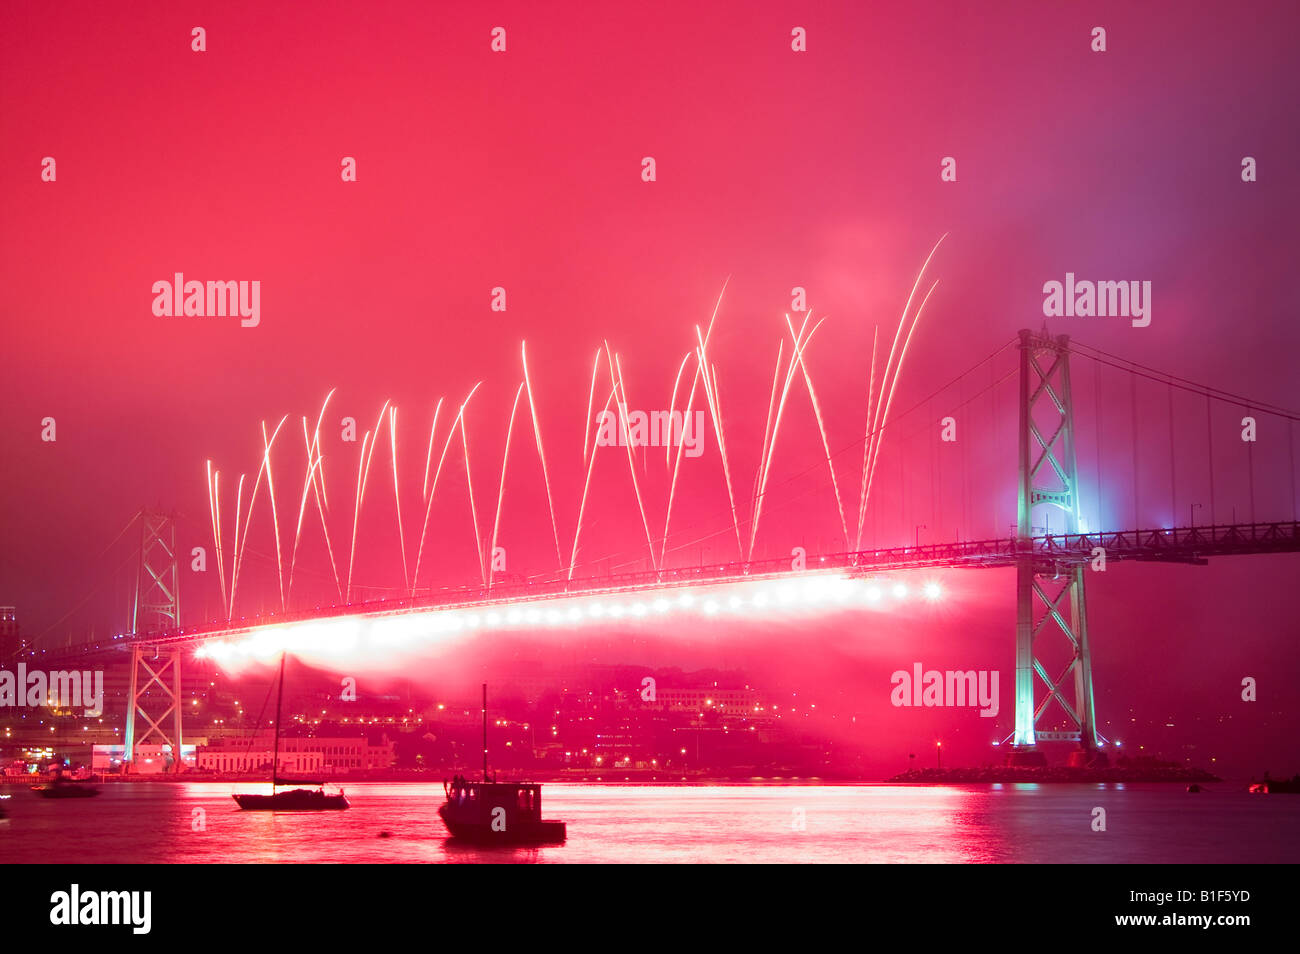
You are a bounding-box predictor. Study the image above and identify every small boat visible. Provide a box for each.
[437,685,566,844]
[32,776,101,799]
[233,653,350,812]
[1249,776,1300,794]
[1186,783,1202,793]
[234,785,348,811]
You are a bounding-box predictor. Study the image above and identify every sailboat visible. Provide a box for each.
[437,684,566,843]
[232,653,349,811]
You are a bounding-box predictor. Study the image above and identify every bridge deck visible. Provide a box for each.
[28,521,1300,656]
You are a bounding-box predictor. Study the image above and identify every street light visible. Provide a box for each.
[915,524,927,549]
[1190,502,1202,528]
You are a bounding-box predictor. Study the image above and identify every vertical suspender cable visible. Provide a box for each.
[1247,405,1255,523]
[1131,371,1140,528]
[1290,419,1297,522]
[930,399,937,534]
[1168,379,1177,523]
[1094,356,1102,532]
[1206,392,1216,525]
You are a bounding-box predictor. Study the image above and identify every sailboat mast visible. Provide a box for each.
[482,682,488,782]
[272,653,286,787]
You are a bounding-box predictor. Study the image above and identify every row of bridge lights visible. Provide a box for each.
[196,577,944,662]
[417,577,944,632]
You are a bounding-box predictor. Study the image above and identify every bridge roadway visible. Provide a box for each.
[27,520,1300,659]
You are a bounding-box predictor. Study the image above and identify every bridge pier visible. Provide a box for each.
[123,646,187,772]
[1009,329,1104,764]
[123,509,186,772]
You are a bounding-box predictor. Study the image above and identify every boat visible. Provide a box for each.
[32,775,101,799]
[233,653,349,812]
[437,684,566,844]
[1248,775,1300,794]
[233,785,348,811]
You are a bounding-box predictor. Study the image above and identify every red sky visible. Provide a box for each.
[2,1,1297,775]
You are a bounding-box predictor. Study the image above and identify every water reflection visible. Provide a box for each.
[1,782,1294,863]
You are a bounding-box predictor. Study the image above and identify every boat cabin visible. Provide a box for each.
[444,775,544,821]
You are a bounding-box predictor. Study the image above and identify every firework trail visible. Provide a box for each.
[310,390,335,512]
[459,411,486,586]
[748,315,815,560]
[345,401,391,601]
[859,234,948,540]
[287,430,324,603]
[656,350,696,567]
[302,391,343,600]
[205,462,228,616]
[421,398,445,502]
[862,278,941,522]
[606,346,660,573]
[784,314,849,548]
[390,406,410,593]
[569,385,618,580]
[227,473,247,618]
[261,419,288,609]
[753,339,784,531]
[694,328,743,559]
[582,348,601,466]
[521,342,565,570]
[345,431,371,603]
[855,327,879,551]
[230,416,287,614]
[661,280,729,557]
[488,383,526,589]
[412,384,480,595]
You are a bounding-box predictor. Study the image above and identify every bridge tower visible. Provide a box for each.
[1009,329,1103,766]
[123,509,187,772]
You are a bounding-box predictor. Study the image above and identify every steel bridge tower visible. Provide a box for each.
[123,509,186,772]
[1009,329,1104,766]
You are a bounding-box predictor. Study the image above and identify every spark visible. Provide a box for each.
[260,417,289,610]
[521,341,565,570]
[460,409,486,586]
[582,347,601,465]
[861,234,948,530]
[421,398,445,502]
[412,383,481,594]
[606,344,659,573]
[390,405,409,593]
[569,386,617,580]
[206,462,228,616]
[489,383,526,589]
[306,391,342,600]
[663,278,729,560]
[287,428,324,604]
[856,327,879,551]
[784,313,849,548]
[345,401,391,602]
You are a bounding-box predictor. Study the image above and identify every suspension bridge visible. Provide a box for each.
[22,327,1300,771]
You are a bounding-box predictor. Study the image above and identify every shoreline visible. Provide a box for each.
[2,769,1246,787]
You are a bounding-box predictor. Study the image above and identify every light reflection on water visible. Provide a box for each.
[2,782,1296,863]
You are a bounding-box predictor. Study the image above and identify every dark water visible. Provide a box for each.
[2,782,1297,863]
